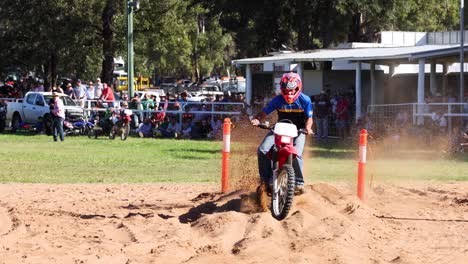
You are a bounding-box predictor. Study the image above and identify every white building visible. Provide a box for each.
[233,31,468,120]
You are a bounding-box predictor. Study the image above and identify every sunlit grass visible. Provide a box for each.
[305,140,468,183]
[0,134,222,183]
[0,134,466,184]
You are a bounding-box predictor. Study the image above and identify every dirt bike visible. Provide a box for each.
[88,111,113,139]
[254,119,308,220]
[63,119,81,136]
[109,109,133,141]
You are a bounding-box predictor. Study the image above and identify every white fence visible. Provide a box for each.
[367,102,468,132]
[81,100,246,125]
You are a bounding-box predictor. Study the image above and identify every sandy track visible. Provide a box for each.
[0,182,467,264]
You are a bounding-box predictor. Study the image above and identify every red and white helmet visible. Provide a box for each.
[279,72,302,104]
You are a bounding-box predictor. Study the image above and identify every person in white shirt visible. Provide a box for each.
[94,77,103,98]
[74,79,86,107]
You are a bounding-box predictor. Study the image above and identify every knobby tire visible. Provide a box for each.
[121,123,130,141]
[271,164,295,220]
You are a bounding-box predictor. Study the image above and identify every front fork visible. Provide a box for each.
[271,149,293,198]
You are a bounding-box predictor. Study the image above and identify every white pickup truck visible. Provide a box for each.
[6,92,84,134]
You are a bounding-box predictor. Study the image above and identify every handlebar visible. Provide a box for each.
[253,122,309,135]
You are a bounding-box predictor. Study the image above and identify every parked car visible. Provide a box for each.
[160,83,178,95]
[181,91,206,102]
[195,84,223,97]
[6,92,84,134]
[135,89,166,99]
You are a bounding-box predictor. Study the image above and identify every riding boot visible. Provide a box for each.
[256,182,269,212]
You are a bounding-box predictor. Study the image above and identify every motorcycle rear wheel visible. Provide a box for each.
[0,119,5,133]
[271,164,295,220]
[43,115,53,136]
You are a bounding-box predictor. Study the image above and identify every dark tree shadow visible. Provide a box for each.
[178,191,246,224]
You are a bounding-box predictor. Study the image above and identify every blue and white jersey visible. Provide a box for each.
[262,93,313,129]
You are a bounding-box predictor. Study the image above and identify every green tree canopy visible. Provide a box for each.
[0,0,463,88]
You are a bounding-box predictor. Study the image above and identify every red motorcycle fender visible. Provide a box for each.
[277,145,297,169]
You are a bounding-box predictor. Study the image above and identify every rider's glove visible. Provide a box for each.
[251,118,260,126]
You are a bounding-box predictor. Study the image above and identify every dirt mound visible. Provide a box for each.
[0,183,467,263]
[184,183,388,263]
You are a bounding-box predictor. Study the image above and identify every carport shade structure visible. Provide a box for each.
[233,44,468,120]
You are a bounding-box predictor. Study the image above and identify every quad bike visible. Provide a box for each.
[109,109,133,141]
[254,119,308,220]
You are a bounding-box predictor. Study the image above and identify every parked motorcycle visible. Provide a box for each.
[87,109,113,139]
[254,120,308,220]
[72,117,94,136]
[63,118,85,136]
[109,109,133,140]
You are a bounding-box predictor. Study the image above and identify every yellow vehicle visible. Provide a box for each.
[116,76,150,91]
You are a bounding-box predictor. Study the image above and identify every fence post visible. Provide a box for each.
[357,129,368,201]
[222,118,232,193]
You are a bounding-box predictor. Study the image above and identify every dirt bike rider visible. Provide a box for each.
[250,72,313,195]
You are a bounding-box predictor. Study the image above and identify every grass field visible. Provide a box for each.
[0,134,222,183]
[306,141,468,183]
[0,134,467,184]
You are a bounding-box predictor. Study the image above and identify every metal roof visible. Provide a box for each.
[409,44,468,60]
[232,44,464,65]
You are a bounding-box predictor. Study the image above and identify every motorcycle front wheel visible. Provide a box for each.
[109,127,116,140]
[271,164,295,220]
[120,123,130,141]
[87,129,96,139]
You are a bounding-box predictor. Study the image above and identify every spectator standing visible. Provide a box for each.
[64,83,75,99]
[394,110,409,130]
[51,92,65,142]
[74,79,86,107]
[32,81,44,92]
[121,92,129,102]
[100,83,116,107]
[86,82,95,100]
[314,92,331,143]
[50,86,64,94]
[335,96,350,139]
[431,110,447,134]
[129,94,142,126]
[95,78,103,99]
[178,91,189,109]
[141,93,155,119]
[355,113,374,135]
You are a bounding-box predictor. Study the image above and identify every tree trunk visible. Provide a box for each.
[50,53,57,88]
[43,52,57,90]
[101,1,117,86]
[319,1,336,48]
[296,0,310,50]
[348,13,363,43]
